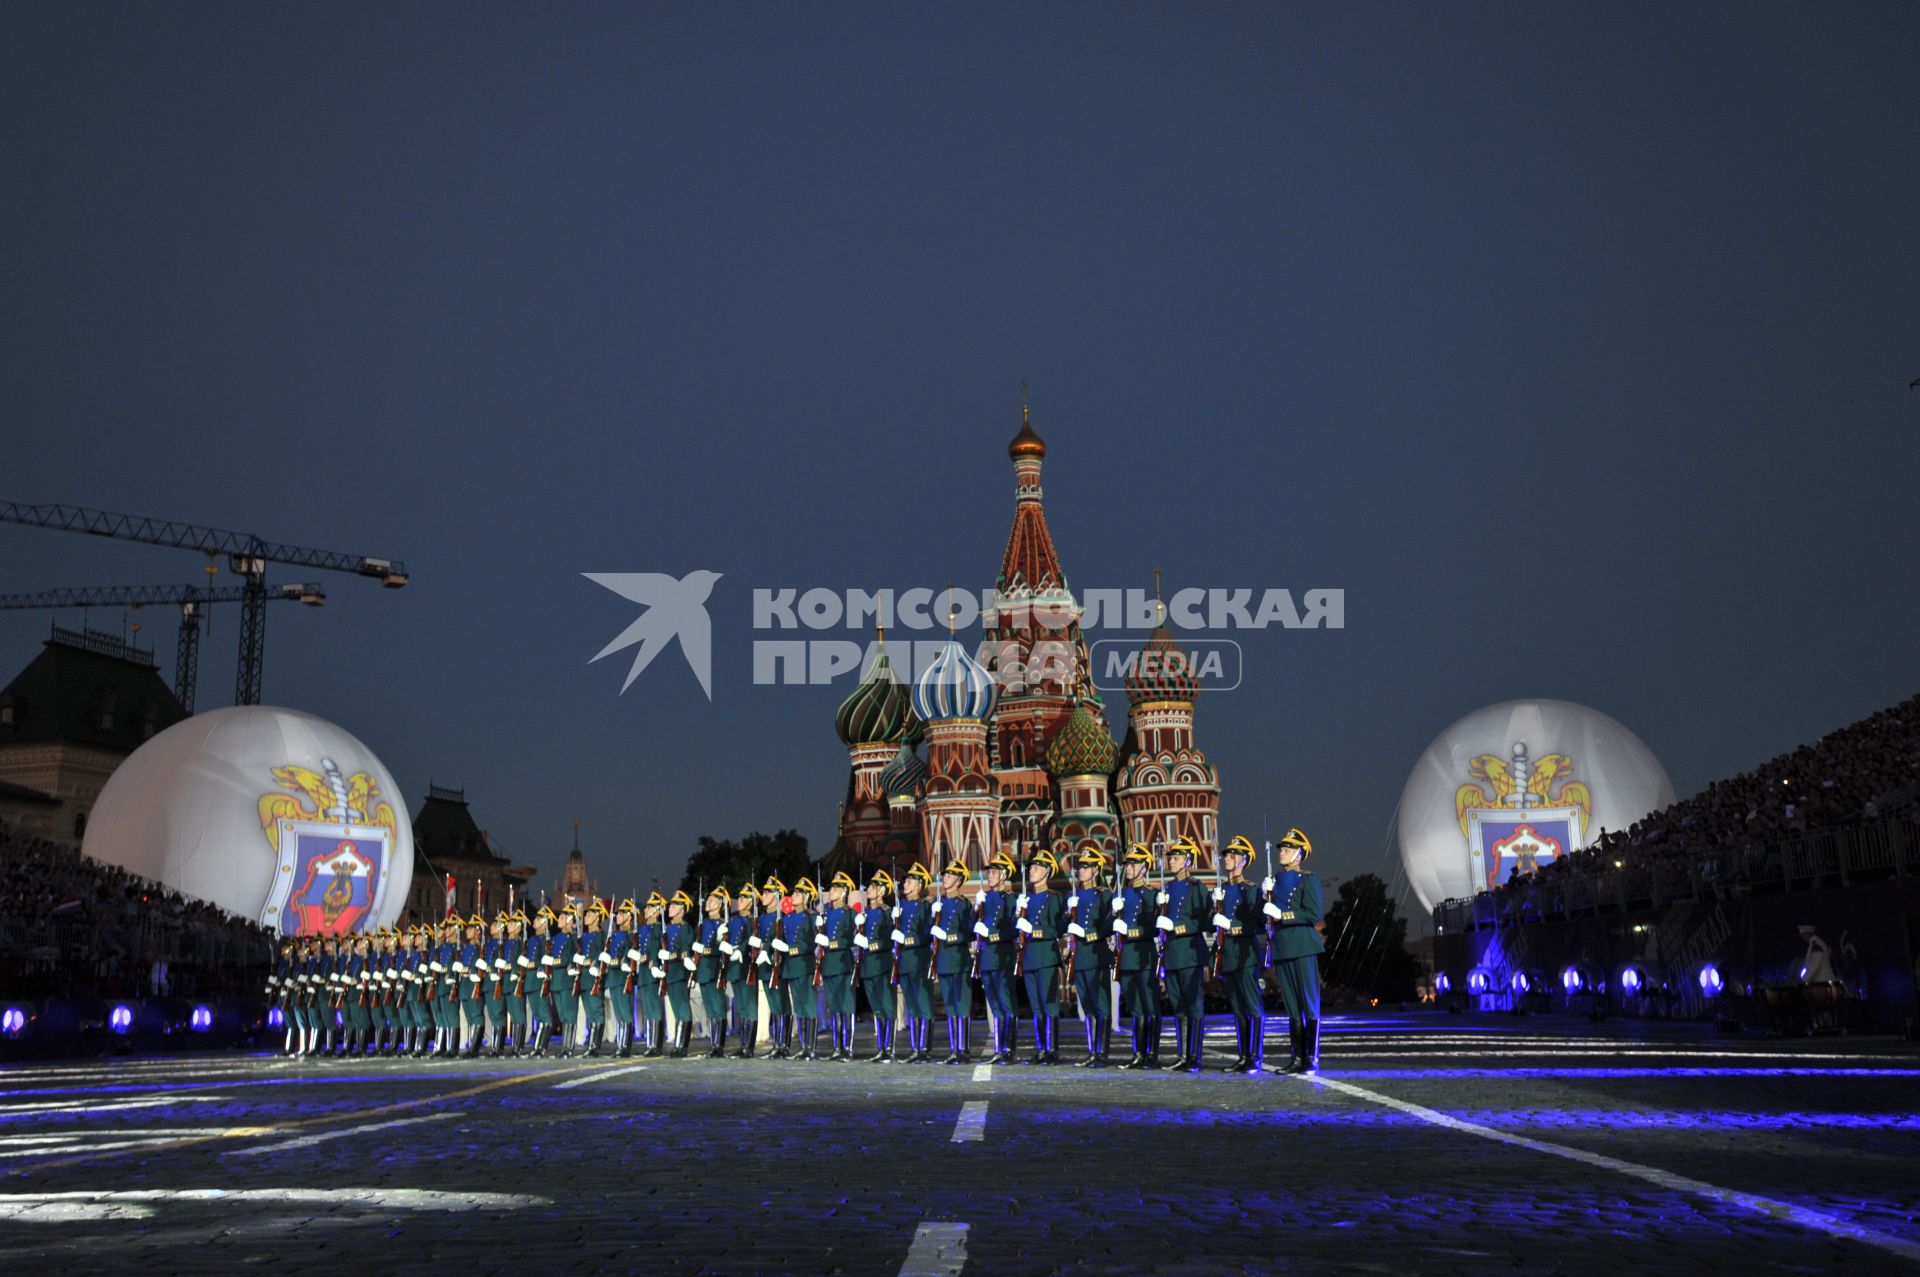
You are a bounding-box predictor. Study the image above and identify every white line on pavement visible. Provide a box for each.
[0,1187,553,1223]
[1310,1074,1920,1264]
[899,1221,969,1276]
[949,1101,987,1143]
[0,1095,232,1116]
[551,1066,649,1090]
[0,1133,249,1159]
[971,1064,993,1082]
[225,1112,455,1157]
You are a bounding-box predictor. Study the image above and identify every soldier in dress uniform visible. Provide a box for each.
[662,890,698,1057]
[395,927,422,1056]
[723,883,759,1058]
[816,872,859,1061]
[1214,835,1268,1074]
[376,927,403,1054]
[1157,836,1213,1073]
[500,911,529,1056]
[752,877,787,1057]
[526,906,560,1057]
[1112,846,1163,1069]
[269,938,296,1055]
[424,922,450,1057]
[550,904,582,1057]
[857,870,898,1062]
[634,892,668,1057]
[1065,847,1114,1068]
[1016,849,1066,1065]
[605,899,637,1056]
[974,851,1020,1064]
[350,931,378,1056]
[315,935,340,1057]
[459,914,489,1057]
[575,899,611,1056]
[893,863,935,1062]
[695,887,731,1058]
[482,913,508,1056]
[1262,827,1325,1074]
[778,877,821,1059]
[931,862,975,1064]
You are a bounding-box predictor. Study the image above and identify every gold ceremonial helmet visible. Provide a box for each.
[1223,835,1258,859]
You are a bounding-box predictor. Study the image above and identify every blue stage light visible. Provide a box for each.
[190,1005,214,1031]
[108,1005,134,1033]
[1433,972,1452,995]
[1466,969,1492,994]
[1,1007,25,1037]
[1619,965,1644,994]
[266,1006,285,1028]
[1698,964,1725,996]
[1510,970,1531,994]
[1561,965,1585,993]
[334,1009,345,1028]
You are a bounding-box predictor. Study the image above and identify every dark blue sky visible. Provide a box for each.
[3,5,1916,909]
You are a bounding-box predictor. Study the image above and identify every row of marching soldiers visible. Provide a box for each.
[266,827,1326,1074]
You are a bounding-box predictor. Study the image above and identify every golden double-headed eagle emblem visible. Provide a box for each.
[1454,752,1593,838]
[257,765,400,851]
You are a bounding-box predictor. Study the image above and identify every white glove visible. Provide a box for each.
[1263,902,1284,920]
[1211,886,1226,902]
[657,948,671,962]
[773,938,791,953]
[757,950,771,965]
[596,951,614,966]
[1261,876,1275,893]
[1067,923,1086,939]
[813,931,830,947]
[1155,890,1169,905]
[452,961,466,973]
[683,956,697,971]
[930,925,949,941]
[1155,916,1175,932]
[749,935,765,949]
[1111,893,1126,910]
[1016,893,1030,910]
[891,906,901,920]
[1111,917,1130,936]
[972,921,989,938]
[517,956,533,968]
[719,942,737,958]
[1016,918,1034,935]
[1066,895,1079,908]
[853,934,871,950]
[571,954,588,967]
[890,929,905,944]
[540,955,557,967]
[1212,913,1231,929]
[650,965,665,979]
[692,942,708,954]
[626,948,642,962]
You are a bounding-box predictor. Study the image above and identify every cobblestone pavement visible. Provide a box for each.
[1,1013,1916,1276]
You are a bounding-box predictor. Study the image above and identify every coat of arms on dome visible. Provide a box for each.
[1455,743,1593,891]
[256,759,398,935]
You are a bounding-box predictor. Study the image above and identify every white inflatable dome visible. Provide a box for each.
[1397,699,1674,914]
[82,705,413,936]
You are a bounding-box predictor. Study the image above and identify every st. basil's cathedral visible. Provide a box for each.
[826,407,1223,881]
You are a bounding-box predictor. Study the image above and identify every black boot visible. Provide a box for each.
[1300,1020,1319,1074]
[644,1020,665,1058]
[1221,1016,1248,1072]
[1184,1016,1205,1072]
[1278,1016,1304,1074]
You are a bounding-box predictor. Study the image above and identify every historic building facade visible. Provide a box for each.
[829,407,1223,878]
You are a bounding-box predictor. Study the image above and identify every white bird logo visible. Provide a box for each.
[584,570,723,700]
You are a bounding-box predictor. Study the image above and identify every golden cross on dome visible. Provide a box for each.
[1152,566,1166,624]
[945,578,957,635]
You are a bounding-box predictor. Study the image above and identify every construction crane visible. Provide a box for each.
[0,500,407,706]
[0,582,326,714]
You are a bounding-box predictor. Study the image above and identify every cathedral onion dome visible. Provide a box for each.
[1007,407,1047,460]
[834,640,914,746]
[1045,698,1117,778]
[913,637,998,721]
[877,742,930,800]
[1125,622,1200,707]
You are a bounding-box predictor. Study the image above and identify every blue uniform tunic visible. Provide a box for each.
[1158,877,1212,1018]
[893,897,934,1020]
[858,903,895,1024]
[695,917,728,1022]
[975,889,1018,1025]
[816,906,856,1017]
[725,913,758,1025]
[1066,886,1113,1023]
[932,896,974,1018]
[1265,869,1324,1019]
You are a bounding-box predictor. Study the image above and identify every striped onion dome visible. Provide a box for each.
[1045,698,1117,777]
[913,638,997,721]
[1125,621,1200,707]
[834,640,914,746]
[877,743,929,799]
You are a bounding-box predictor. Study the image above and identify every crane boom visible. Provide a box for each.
[0,501,408,584]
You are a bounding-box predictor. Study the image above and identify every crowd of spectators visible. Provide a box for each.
[1504,692,1920,898]
[0,820,274,1000]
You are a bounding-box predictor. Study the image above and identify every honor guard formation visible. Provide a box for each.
[266,830,1325,1074]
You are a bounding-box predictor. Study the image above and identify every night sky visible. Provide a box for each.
[3,5,1916,913]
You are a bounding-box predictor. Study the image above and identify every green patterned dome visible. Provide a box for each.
[1045,698,1117,777]
[835,641,915,746]
[877,742,929,799]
